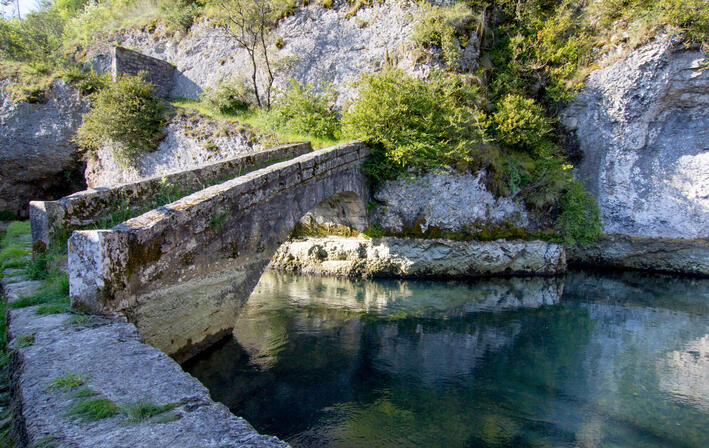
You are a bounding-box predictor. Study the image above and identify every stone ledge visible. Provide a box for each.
[270,236,567,278]
[568,235,709,277]
[7,306,289,448]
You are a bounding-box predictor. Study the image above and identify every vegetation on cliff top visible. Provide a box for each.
[3,0,708,243]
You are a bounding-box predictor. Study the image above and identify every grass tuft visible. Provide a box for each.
[123,401,178,423]
[65,398,119,421]
[12,334,35,348]
[71,386,99,399]
[65,314,91,325]
[47,373,85,392]
[35,303,70,316]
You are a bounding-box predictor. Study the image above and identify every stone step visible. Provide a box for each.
[4,280,42,303]
[2,268,24,277]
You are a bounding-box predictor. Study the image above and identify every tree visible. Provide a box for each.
[207,0,290,109]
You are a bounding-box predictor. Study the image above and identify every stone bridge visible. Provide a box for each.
[68,141,370,360]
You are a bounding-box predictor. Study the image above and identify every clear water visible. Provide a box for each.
[184,271,709,448]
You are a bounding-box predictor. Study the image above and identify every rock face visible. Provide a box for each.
[84,112,262,187]
[88,0,475,105]
[373,170,530,233]
[562,35,709,239]
[271,236,566,278]
[0,80,87,217]
[568,235,709,277]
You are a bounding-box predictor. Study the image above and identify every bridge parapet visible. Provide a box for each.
[30,142,312,250]
[68,141,369,360]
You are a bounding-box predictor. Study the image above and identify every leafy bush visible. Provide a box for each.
[269,80,340,139]
[0,8,65,64]
[159,0,204,31]
[60,65,110,96]
[75,74,167,166]
[556,181,602,245]
[342,70,490,185]
[54,0,91,18]
[492,94,554,156]
[200,75,255,114]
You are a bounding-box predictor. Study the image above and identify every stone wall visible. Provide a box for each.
[112,46,175,98]
[270,236,567,278]
[30,142,312,248]
[67,142,370,358]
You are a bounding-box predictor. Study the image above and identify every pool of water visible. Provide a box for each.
[184,271,709,448]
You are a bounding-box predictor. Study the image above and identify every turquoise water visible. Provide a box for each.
[184,271,709,448]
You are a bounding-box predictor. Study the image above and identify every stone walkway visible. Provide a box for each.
[2,231,289,448]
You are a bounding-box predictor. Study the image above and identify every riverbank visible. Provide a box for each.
[0,223,288,448]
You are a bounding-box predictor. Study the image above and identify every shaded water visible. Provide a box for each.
[184,271,709,448]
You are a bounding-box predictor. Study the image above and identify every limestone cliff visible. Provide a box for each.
[0,80,87,218]
[562,35,708,240]
[87,0,472,104]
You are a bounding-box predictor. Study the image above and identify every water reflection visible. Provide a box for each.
[185,271,709,448]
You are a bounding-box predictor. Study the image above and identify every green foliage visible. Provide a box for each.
[0,8,65,64]
[123,401,177,422]
[9,272,69,309]
[76,74,167,166]
[65,314,91,325]
[60,66,110,96]
[71,386,99,398]
[159,0,204,30]
[54,0,91,18]
[25,252,49,280]
[343,70,490,185]
[63,0,163,48]
[65,398,119,421]
[492,94,554,156]
[0,211,18,221]
[412,2,476,69]
[556,181,602,245]
[269,80,340,139]
[12,334,34,348]
[47,372,85,391]
[201,75,255,114]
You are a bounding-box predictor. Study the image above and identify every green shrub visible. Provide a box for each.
[0,9,65,64]
[60,66,110,96]
[342,70,491,185]
[159,0,204,31]
[492,94,554,156]
[269,80,340,139]
[556,181,603,245]
[76,74,167,166]
[55,0,91,18]
[201,75,255,114]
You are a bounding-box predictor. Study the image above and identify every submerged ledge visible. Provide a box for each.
[270,236,567,278]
